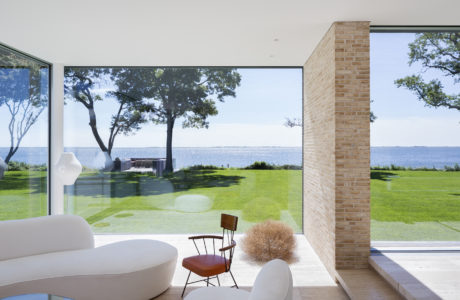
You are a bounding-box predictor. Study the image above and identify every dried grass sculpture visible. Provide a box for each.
[242,220,296,262]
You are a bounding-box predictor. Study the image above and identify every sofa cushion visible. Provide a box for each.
[0,215,94,261]
[0,239,177,287]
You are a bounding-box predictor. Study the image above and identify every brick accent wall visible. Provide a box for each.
[303,24,337,275]
[303,21,370,274]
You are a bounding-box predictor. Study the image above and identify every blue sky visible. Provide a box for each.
[370,33,459,146]
[62,68,303,148]
[0,33,459,148]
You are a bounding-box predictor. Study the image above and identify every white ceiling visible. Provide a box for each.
[0,0,458,66]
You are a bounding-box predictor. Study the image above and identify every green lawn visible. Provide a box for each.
[0,171,47,220]
[0,169,302,233]
[371,170,460,240]
[3,169,460,240]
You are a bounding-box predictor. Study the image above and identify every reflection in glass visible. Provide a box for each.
[0,44,49,220]
[64,67,303,233]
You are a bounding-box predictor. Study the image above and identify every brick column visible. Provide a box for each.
[303,21,370,275]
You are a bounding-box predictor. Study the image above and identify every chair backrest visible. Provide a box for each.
[221,213,238,231]
[248,259,293,300]
[221,213,237,245]
[220,214,238,271]
[0,214,94,261]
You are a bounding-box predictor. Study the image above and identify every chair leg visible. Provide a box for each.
[229,270,239,289]
[216,275,221,286]
[206,277,209,286]
[181,271,192,298]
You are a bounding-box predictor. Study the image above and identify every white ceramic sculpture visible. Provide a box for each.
[0,157,7,179]
[56,152,82,185]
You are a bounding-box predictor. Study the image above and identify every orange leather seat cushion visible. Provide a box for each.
[182,255,229,277]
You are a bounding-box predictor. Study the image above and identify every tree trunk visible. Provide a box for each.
[102,151,114,171]
[107,103,124,157]
[88,107,113,170]
[165,116,175,173]
[4,146,17,164]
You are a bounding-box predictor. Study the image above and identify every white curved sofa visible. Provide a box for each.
[0,215,177,300]
[185,259,293,300]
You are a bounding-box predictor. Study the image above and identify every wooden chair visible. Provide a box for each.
[181,214,239,297]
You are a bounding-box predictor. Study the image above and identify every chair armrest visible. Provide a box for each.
[219,240,236,252]
[188,235,223,240]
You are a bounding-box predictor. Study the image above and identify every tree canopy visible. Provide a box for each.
[114,67,241,172]
[64,68,146,169]
[0,48,48,164]
[395,32,460,111]
[65,67,240,172]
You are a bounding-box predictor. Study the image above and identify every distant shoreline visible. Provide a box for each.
[1,146,459,169]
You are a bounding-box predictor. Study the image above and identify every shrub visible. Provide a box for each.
[245,161,274,170]
[390,164,406,170]
[445,163,460,172]
[371,165,391,170]
[278,164,302,170]
[184,164,224,170]
[371,165,439,171]
[241,220,296,262]
[244,162,301,170]
[7,161,47,171]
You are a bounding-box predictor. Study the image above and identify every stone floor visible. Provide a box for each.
[336,269,402,300]
[370,243,460,300]
[95,234,348,300]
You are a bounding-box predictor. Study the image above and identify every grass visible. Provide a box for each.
[371,170,460,240]
[3,169,459,240]
[0,171,47,220]
[0,169,302,233]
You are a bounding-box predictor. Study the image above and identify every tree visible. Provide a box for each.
[125,68,241,173]
[370,100,377,123]
[0,53,48,164]
[370,111,377,123]
[284,117,302,127]
[64,68,146,170]
[285,104,376,127]
[395,32,459,112]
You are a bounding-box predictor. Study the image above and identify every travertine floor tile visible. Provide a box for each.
[95,234,348,299]
[337,269,402,300]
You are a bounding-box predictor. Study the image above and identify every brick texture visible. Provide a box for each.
[303,21,370,275]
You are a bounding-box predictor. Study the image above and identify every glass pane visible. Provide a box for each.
[64,67,302,233]
[0,44,49,220]
[371,32,460,241]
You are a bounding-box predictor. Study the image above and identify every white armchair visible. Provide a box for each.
[185,259,293,300]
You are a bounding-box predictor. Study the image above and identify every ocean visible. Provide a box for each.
[1,146,459,169]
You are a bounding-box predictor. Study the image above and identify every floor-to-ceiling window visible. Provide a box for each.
[63,67,303,233]
[0,44,50,220]
[371,30,460,241]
